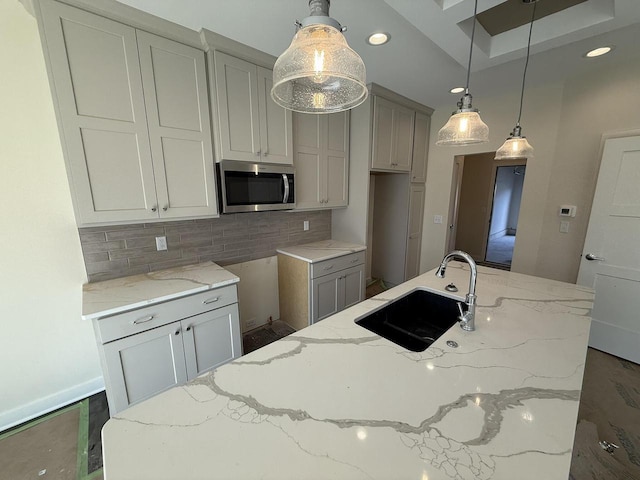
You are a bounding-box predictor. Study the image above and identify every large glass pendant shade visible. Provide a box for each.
[271,24,367,114]
[437,110,489,146]
[495,126,534,159]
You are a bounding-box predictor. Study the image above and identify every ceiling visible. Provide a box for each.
[116,0,640,109]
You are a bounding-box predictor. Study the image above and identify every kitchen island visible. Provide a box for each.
[102,263,593,479]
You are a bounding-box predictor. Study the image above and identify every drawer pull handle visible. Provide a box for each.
[324,264,334,271]
[203,297,221,305]
[350,258,359,263]
[132,315,155,325]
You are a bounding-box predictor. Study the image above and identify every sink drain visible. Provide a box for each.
[446,340,459,348]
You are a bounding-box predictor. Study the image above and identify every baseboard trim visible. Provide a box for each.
[0,376,105,433]
[589,319,640,364]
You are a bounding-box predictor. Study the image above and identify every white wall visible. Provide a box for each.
[0,1,103,431]
[421,52,640,283]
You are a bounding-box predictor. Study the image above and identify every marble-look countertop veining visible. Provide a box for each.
[276,239,366,263]
[102,264,593,479]
[82,262,239,320]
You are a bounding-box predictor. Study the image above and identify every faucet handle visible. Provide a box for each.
[456,302,465,320]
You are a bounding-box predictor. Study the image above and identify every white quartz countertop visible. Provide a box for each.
[102,264,593,480]
[276,239,366,263]
[82,262,239,320]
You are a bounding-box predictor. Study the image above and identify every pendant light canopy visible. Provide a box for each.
[436,0,489,146]
[495,0,537,160]
[271,0,367,114]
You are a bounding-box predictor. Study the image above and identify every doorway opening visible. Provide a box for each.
[447,153,526,270]
[485,165,526,267]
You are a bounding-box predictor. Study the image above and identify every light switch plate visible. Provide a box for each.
[155,236,168,251]
[434,215,443,224]
[560,221,570,233]
[303,220,309,231]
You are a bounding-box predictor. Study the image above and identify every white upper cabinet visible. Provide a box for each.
[213,52,293,164]
[38,0,217,225]
[293,111,349,210]
[137,31,217,219]
[411,112,430,183]
[371,96,415,172]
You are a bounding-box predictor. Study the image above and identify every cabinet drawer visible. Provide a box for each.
[94,285,238,344]
[310,251,365,279]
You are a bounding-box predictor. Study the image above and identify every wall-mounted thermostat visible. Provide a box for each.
[559,205,577,217]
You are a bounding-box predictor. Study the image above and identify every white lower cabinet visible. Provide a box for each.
[94,287,241,415]
[311,265,365,323]
[278,250,365,329]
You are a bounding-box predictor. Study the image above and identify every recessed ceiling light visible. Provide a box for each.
[367,32,390,46]
[585,46,614,58]
[450,87,465,94]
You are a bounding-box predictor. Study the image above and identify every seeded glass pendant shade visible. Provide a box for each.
[495,0,537,160]
[495,125,534,159]
[271,0,367,114]
[437,92,489,146]
[436,0,489,146]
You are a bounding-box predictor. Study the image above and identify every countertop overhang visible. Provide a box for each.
[102,264,593,479]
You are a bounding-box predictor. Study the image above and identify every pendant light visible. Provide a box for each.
[271,0,368,114]
[436,0,489,146]
[495,0,537,160]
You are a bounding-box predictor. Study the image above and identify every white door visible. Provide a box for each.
[137,31,218,218]
[102,322,188,414]
[577,135,640,363]
[182,304,241,380]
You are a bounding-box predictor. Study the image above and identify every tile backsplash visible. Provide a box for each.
[79,210,331,282]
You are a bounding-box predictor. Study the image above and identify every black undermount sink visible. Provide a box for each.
[355,289,463,352]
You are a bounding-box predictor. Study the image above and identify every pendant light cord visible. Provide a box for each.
[465,0,479,92]
[517,1,537,125]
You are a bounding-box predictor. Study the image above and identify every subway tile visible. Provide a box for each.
[81,240,126,254]
[83,252,109,263]
[88,265,150,282]
[128,250,183,267]
[109,246,157,260]
[106,227,165,240]
[148,256,198,272]
[181,245,225,257]
[85,258,129,275]
[79,232,106,243]
[164,222,212,235]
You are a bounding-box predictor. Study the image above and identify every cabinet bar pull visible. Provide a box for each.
[203,296,221,304]
[324,264,334,271]
[132,315,155,325]
[350,258,359,263]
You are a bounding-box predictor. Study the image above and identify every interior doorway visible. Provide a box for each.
[447,152,526,270]
[485,165,526,266]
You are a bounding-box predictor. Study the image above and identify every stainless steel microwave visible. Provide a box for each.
[217,160,295,214]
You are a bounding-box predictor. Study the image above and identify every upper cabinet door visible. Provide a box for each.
[39,0,158,224]
[325,112,349,207]
[293,113,323,208]
[371,96,415,172]
[137,31,218,218]
[411,112,430,183]
[257,67,293,165]
[213,52,261,162]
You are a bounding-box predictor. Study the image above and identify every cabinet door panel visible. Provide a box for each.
[258,67,293,164]
[411,112,430,183]
[393,106,415,171]
[372,97,395,170]
[326,154,348,207]
[405,184,425,280]
[342,265,365,310]
[182,304,241,379]
[295,152,323,208]
[214,52,260,161]
[137,31,217,218]
[40,0,157,224]
[311,272,340,323]
[102,322,187,414]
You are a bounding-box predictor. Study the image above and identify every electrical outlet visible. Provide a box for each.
[560,221,570,233]
[434,215,443,224]
[155,236,168,251]
[303,220,309,231]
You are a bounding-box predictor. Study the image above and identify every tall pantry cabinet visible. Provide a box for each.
[36,0,217,225]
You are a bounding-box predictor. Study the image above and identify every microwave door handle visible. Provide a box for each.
[282,174,289,203]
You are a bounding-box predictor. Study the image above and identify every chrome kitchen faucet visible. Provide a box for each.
[436,250,477,331]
